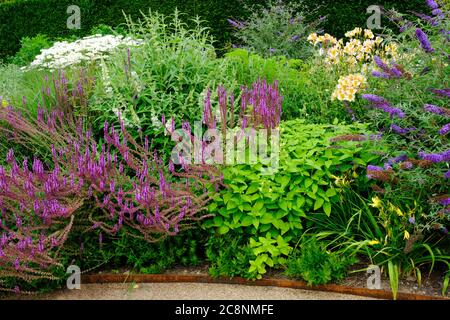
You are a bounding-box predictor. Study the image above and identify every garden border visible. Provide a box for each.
[81,273,449,300]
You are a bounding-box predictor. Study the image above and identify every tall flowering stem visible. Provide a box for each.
[205,78,283,131]
[0,103,221,291]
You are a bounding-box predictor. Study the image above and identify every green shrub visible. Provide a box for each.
[229,0,323,59]
[8,34,52,66]
[0,0,429,60]
[224,48,313,120]
[205,232,258,279]
[285,237,357,285]
[356,5,450,217]
[89,10,237,145]
[204,119,381,240]
[307,188,450,298]
[203,119,381,278]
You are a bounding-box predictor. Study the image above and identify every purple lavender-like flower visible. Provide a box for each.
[414,12,439,26]
[430,88,450,98]
[416,28,435,53]
[409,216,416,224]
[426,0,439,10]
[390,124,416,135]
[432,8,444,17]
[371,71,391,79]
[424,103,448,115]
[374,56,391,73]
[227,19,245,29]
[388,154,408,165]
[369,133,383,141]
[440,198,450,206]
[362,94,387,104]
[367,165,384,171]
[445,171,450,179]
[419,150,450,163]
[439,123,450,135]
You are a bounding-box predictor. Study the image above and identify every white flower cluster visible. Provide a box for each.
[25,34,143,71]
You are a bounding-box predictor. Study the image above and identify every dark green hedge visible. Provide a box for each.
[0,0,428,59]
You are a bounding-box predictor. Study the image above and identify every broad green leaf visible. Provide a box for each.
[323,201,331,216]
[314,198,324,210]
[326,188,337,197]
[218,225,229,234]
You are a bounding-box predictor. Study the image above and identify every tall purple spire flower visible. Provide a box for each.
[419,150,450,163]
[390,124,416,135]
[426,0,439,10]
[416,28,435,53]
[227,19,245,29]
[424,103,449,116]
[439,123,450,135]
[430,88,450,98]
[362,94,405,118]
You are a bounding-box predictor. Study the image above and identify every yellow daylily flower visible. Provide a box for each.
[1,100,8,108]
[404,230,410,240]
[368,240,380,245]
[369,196,382,208]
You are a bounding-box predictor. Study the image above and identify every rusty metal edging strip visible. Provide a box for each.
[81,273,448,301]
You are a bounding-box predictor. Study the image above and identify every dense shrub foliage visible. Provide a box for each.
[0,0,430,60]
[0,1,449,298]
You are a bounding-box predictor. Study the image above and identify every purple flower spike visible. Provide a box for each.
[439,123,450,135]
[445,171,450,179]
[372,71,391,79]
[227,19,245,29]
[426,0,439,10]
[419,150,450,163]
[430,88,450,98]
[424,103,448,115]
[416,28,435,53]
[390,124,416,135]
[367,165,384,171]
[362,94,387,104]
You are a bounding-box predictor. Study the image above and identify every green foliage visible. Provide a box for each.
[8,34,52,66]
[230,0,322,59]
[89,10,237,146]
[205,233,258,279]
[358,9,450,216]
[285,237,357,285]
[0,0,429,60]
[64,228,206,274]
[307,187,450,296]
[204,119,380,240]
[224,48,313,120]
[249,233,292,279]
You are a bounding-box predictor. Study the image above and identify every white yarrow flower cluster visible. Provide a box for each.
[25,34,143,70]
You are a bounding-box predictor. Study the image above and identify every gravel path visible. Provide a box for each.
[12,282,377,300]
